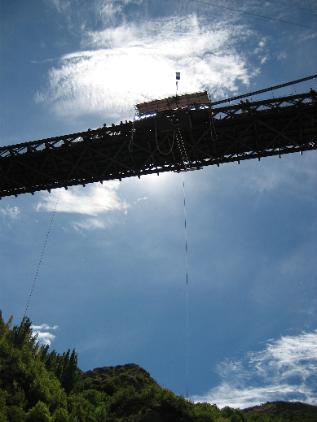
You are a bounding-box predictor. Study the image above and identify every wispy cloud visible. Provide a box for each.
[72,217,110,231]
[98,0,144,23]
[203,153,317,201]
[246,154,317,198]
[192,330,317,408]
[36,181,128,230]
[0,206,20,219]
[36,15,257,120]
[31,323,58,346]
[46,0,71,14]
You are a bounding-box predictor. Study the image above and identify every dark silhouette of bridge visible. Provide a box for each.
[0,90,316,198]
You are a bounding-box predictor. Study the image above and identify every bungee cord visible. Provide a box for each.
[173,66,192,398]
[182,179,191,399]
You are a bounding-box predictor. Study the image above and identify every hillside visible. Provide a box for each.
[244,401,317,421]
[0,312,316,421]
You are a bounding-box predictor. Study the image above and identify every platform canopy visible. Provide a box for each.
[136,91,209,115]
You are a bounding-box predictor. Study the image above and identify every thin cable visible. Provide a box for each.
[192,0,314,29]
[173,52,190,397]
[23,201,58,320]
[266,0,317,16]
[209,73,317,107]
[182,179,190,399]
[172,49,189,404]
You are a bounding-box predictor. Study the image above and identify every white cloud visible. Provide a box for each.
[31,323,58,346]
[194,383,314,410]
[32,323,58,330]
[0,206,20,219]
[72,217,110,231]
[36,181,129,230]
[249,331,317,381]
[197,153,317,203]
[209,154,317,199]
[299,31,317,42]
[36,181,128,216]
[36,15,255,120]
[134,196,148,203]
[277,51,287,60]
[247,154,317,198]
[192,329,317,408]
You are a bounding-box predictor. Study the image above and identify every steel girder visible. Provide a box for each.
[0,91,316,198]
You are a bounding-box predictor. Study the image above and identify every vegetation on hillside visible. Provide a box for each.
[0,312,316,421]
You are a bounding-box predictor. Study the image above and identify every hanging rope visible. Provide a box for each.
[173,88,191,399]
[155,120,176,156]
[172,60,191,398]
[22,200,58,320]
[182,179,190,399]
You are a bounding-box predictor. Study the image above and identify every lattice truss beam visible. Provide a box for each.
[0,91,316,198]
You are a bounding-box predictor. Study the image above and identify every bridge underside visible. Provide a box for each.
[0,91,316,198]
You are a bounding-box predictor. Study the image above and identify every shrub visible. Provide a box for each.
[26,401,51,422]
[52,408,69,422]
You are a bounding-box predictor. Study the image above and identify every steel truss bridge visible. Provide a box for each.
[0,90,316,198]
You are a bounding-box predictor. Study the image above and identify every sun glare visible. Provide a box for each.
[141,172,176,191]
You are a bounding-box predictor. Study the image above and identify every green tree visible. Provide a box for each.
[0,413,8,422]
[0,395,7,422]
[68,394,96,422]
[52,408,69,422]
[0,312,13,338]
[94,404,107,422]
[6,405,26,422]
[26,401,52,422]
[61,350,79,394]
[11,317,37,351]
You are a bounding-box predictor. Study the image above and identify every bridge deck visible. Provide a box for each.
[0,91,316,198]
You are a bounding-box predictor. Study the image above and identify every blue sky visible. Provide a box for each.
[1,0,317,409]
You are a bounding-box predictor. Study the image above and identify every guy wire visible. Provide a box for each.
[22,200,58,320]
